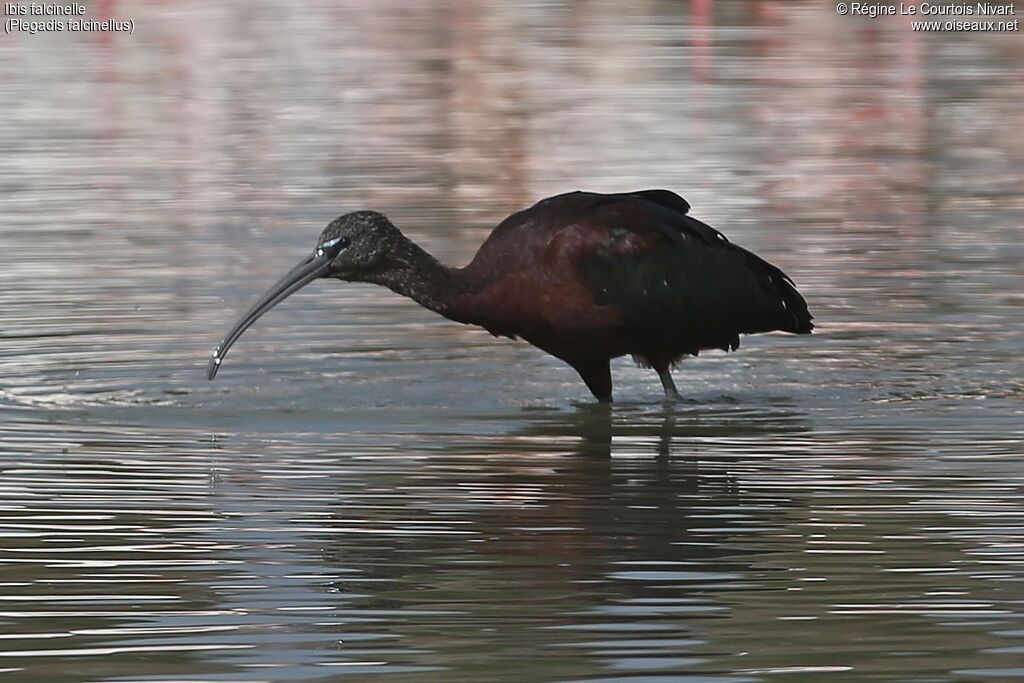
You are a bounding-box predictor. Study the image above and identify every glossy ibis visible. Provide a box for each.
[207,190,812,402]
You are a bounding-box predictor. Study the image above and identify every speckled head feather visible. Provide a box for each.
[317,211,403,277]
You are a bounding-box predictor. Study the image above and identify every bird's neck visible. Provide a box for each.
[369,237,479,321]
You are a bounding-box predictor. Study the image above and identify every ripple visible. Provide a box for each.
[1,1,1022,681]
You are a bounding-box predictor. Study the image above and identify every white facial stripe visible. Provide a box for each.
[317,236,347,259]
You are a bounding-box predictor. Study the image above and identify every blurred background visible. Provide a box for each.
[0,1,1022,681]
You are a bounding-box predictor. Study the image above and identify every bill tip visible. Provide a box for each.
[206,354,222,381]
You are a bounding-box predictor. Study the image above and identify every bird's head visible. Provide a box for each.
[206,210,404,380]
[316,210,404,279]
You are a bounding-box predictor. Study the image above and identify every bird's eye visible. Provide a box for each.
[317,235,351,258]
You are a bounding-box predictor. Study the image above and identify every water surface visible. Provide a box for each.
[1,1,1022,681]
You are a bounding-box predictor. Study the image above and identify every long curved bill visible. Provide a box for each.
[207,250,331,380]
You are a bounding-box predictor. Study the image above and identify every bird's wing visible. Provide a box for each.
[624,189,691,216]
[565,193,812,358]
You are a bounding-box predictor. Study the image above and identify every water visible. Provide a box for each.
[1,1,1022,681]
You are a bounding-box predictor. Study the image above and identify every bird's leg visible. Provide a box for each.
[571,359,613,403]
[656,365,681,402]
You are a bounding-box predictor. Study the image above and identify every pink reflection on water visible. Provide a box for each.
[691,0,712,84]
[748,2,929,229]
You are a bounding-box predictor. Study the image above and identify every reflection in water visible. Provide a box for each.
[3,403,1020,680]
[1,0,1022,681]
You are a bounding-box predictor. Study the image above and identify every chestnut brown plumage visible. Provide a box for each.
[207,190,812,402]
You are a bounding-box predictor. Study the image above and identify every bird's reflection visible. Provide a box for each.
[317,400,811,587]
[305,402,813,676]
[519,399,809,459]
[477,402,810,560]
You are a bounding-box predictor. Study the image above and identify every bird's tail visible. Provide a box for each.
[763,261,813,334]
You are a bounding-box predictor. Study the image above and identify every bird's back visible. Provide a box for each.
[459,190,812,365]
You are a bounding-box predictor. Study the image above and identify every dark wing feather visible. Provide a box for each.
[621,190,732,248]
[577,191,812,360]
[627,189,691,216]
[618,191,812,334]
[674,213,813,335]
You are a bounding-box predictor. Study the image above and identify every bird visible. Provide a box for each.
[207,190,812,402]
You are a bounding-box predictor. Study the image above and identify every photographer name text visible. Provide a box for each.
[836,3,1018,29]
